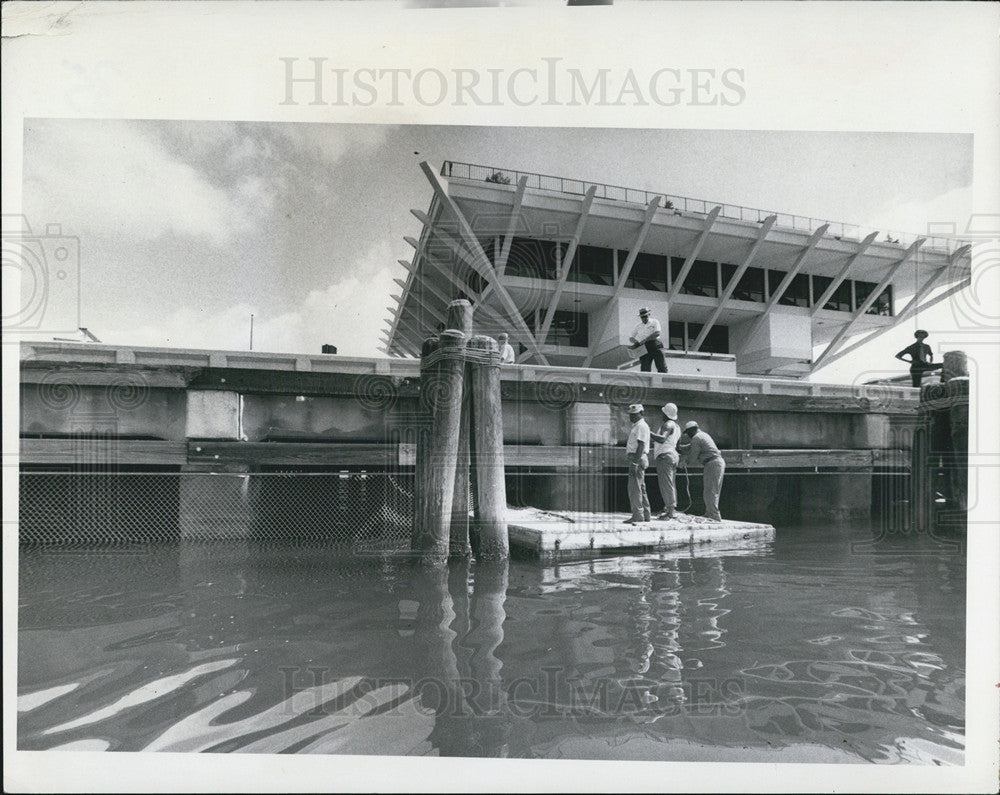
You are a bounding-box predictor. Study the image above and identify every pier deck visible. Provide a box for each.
[506,507,775,562]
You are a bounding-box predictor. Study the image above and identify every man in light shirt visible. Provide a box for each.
[628,307,667,372]
[497,333,516,364]
[679,420,725,521]
[624,403,652,524]
[650,402,681,520]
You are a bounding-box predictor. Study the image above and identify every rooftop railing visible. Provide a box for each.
[441,160,968,255]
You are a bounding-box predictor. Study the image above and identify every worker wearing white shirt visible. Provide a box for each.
[497,333,516,364]
[628,307,667,372]
[624,403,652,524]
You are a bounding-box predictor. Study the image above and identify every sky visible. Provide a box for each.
[19,120,975,382]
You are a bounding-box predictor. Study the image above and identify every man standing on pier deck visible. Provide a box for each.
[651,402,681,520]
[624,404,652,525]
[679,421,725,521]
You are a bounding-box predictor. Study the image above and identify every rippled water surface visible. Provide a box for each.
[18,524,965,763]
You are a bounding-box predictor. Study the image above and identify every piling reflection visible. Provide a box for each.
[18,525,966,762]
[413,560,512,757]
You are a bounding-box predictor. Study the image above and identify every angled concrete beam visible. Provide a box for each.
[391,314,429,350]
[810,231,879,316]
[665,206,723,302]
[615,197,663,293]
[691,215,776,352]
[738,224,829,354]
[413,216,545,362]
[818,245,969,370]
[537,186,597,345]
[582,197,664,367]
[409,232,512,331]
[495,175,529,277]
[812,239,925,370]
[419,161,549,364]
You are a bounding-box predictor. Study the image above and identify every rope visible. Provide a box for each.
[644,460,693,514]
[678,463,693,513]
[420,344,500,370]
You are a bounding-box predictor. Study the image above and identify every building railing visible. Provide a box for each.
[441,160,967,255]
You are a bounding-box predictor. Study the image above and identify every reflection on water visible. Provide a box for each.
[17,525,965,763]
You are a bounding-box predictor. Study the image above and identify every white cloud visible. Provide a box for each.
[104,241,398,357]
[25,121,247,246]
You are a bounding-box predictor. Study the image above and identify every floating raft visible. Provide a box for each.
[506,507,775,562]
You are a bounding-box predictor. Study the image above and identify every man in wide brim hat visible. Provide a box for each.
[623,404,651,524]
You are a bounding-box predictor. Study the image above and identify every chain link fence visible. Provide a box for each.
[18,471,415,548]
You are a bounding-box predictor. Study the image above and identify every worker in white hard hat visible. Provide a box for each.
[679,420,725,521]
[649,402,681,520]
[623,403,651,524]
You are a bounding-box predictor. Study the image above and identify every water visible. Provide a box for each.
[17,524,965,763]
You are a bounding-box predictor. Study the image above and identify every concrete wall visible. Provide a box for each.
[735,312,812,374]
[20,384,187,440]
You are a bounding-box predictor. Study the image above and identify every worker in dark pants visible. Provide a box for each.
[679,420,725,521]
[895,329,941,388]
[628,307,667,373]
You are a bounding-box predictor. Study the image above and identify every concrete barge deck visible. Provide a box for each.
[506,508,775,562]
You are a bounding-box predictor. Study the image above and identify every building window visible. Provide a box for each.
[668,321,685,351]
[768,271,810,307]
[505,237,559,280]
[733,267,765,303]
[624,251,668,292]
[811,275,852,312]
[701,324,730,354]
[720,263,738,292]
[680,260,719,297]
[570,244,614,286]
[667,321,730,354]
[868,285,893,316]
[853,280,891,315]
[548,310,588,347]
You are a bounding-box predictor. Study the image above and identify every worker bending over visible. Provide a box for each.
[679,421,725,521]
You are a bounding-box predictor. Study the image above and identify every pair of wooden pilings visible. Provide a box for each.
[911,350,969,530]
[413,300,508,566]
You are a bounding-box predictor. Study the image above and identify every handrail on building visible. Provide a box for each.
[440,160,966,255]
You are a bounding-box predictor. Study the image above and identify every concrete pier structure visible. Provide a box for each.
[19,341,922,544]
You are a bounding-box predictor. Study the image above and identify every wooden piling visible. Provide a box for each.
[911,350,969,530]
[450,365,473,558]
[468,334,509,560]
[414,335,440,551]
[448,301,473,558]
[943,351,969,513]
[415,328,466,566]
[447,299,473,338]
